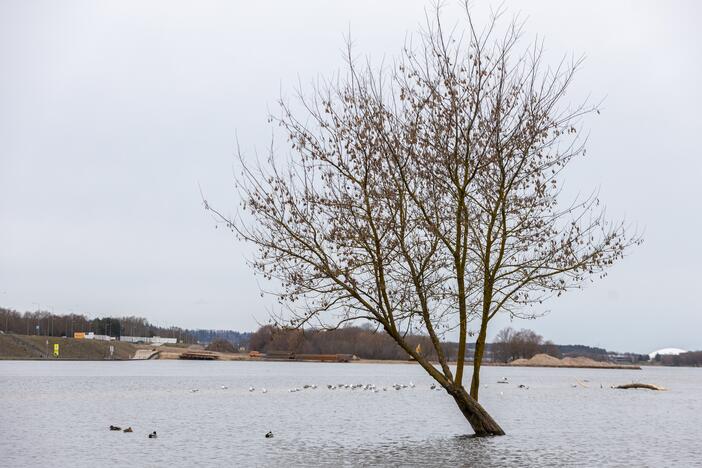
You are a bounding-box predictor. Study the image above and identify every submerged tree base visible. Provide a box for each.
[448,386,505,437]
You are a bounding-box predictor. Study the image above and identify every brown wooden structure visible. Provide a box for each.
[179,351,219,360]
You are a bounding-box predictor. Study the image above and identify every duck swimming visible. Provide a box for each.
[265,431,274,438]
[109,425,121,431]
[148,431,157,439]
[123,427,133,433]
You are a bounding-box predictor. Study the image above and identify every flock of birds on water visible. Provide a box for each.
[109,377,535,439]
[191,377,529,396]
[189,381,438,394]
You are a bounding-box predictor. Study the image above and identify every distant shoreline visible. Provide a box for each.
[0,355,641,369]
[0,333,640,369]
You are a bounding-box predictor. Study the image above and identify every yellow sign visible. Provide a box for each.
[74,332,85,339]
[53,343,59,357]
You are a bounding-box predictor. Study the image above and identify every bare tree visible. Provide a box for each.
[492,327,559,363]
[205,4,639,437]
[492,326,517,363]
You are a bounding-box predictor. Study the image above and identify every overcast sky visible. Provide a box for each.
[1,1,700,353]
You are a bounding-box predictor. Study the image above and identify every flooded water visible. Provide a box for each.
[0,360,699,467]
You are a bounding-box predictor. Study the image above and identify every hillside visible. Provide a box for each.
[0,334,137,360]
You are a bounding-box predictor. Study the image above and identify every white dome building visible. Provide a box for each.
[648,348,687,360]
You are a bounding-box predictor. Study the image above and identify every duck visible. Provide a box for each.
[123,427,133,433]
[148,431,157,439]
[265,431,274,438]
[109,425,121,431]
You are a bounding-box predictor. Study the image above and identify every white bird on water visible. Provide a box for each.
[262,388,267,393]
[249,386,255,392]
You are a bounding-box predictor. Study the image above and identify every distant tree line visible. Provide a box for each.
[489,327,644,363]
[557,344,609,360]
[3,306,691,365]
[246,324,660,364]
[1,307,93,337]
[0,307,195,342]
[189,329,251,349]
[660,351,702,367]
[248,325,459,361]
[0,306,260,347]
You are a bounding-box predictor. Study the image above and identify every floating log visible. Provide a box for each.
[614,383,666,391]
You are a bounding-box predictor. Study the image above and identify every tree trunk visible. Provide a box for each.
[469,316,490,400]
[448,385,505,436]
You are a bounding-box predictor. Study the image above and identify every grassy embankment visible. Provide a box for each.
[0,333,136,360]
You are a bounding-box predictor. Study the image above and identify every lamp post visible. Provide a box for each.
[32,302,40,335]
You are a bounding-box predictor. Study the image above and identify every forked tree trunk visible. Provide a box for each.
[448,385,505,437]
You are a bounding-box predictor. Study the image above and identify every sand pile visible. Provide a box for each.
[509,353,639,369]
[561,356,611,367]
[511,353,563,366]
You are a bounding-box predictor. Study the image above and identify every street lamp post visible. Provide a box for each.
[32,302,40,336]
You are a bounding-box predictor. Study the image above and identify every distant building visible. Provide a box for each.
[648,348,687,360]
[120,336,177,346]
[74,332,115,341]
[607,352,649,363]
[608,353,634,363]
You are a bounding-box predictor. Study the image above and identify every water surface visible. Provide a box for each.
[1,361,699,467]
